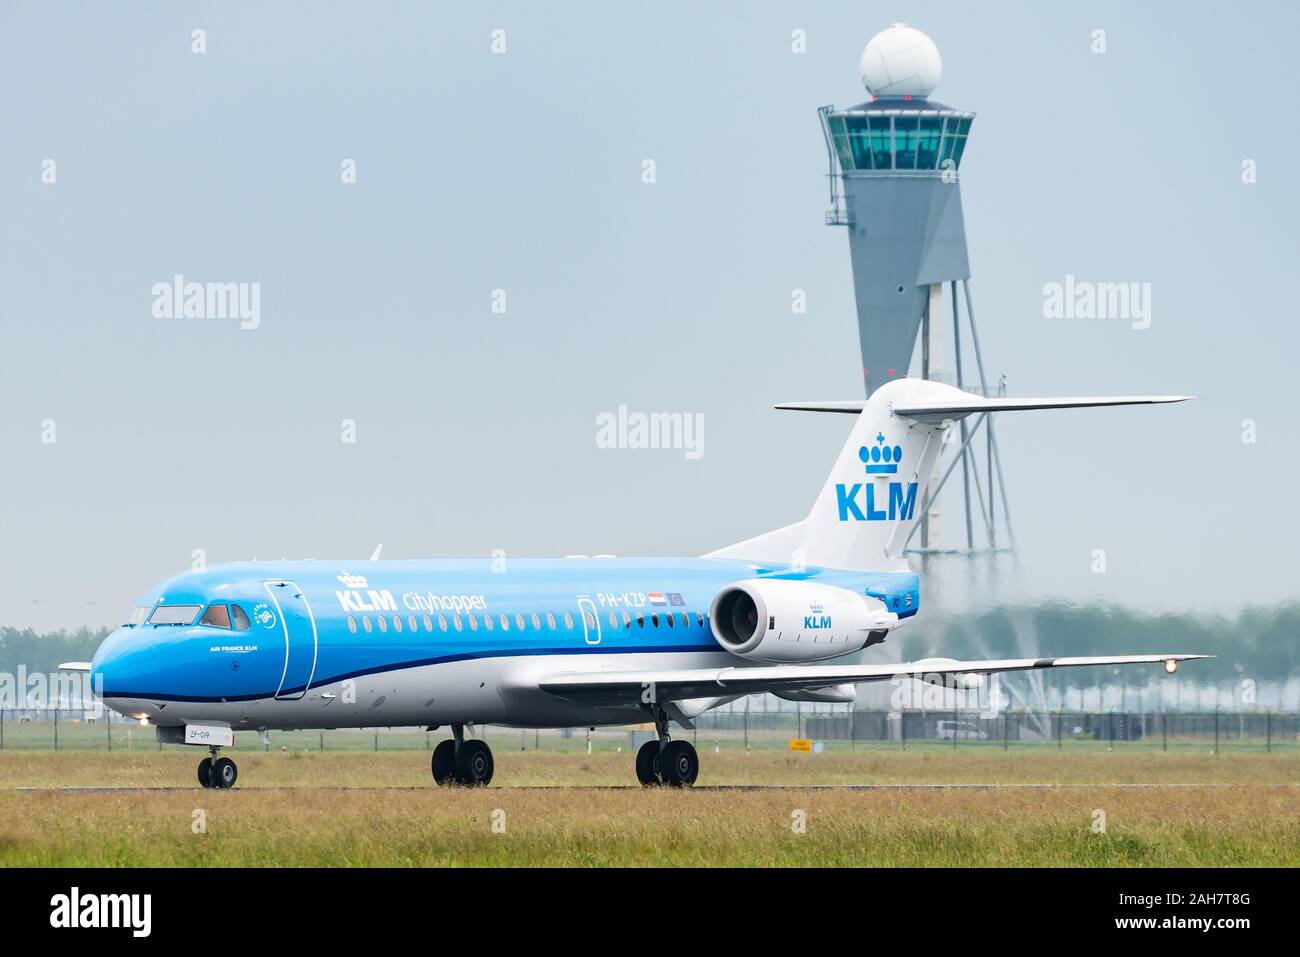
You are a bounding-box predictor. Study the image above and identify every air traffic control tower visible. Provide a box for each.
[818,23,1012,556]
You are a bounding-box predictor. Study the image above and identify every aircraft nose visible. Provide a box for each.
[91,627,136,697]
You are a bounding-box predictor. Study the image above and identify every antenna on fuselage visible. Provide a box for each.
[370,544,383,561]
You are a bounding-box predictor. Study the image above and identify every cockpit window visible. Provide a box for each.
[147,604,201,625]
[124,607,149,626]
[230,604,251,631]
[200,603,231,629]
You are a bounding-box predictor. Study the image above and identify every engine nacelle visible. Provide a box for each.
[911,658,985,689]
[709,579,897,663]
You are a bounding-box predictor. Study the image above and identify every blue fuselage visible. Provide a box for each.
[92,558,918,727]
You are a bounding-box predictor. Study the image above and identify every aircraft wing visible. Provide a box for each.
[537,654,1210,706]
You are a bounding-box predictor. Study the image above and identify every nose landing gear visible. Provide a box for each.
[198,747,238,789]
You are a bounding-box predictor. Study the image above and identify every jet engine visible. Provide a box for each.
[709,579,897,663]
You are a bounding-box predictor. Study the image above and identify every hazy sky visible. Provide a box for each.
[2,1,1297,630]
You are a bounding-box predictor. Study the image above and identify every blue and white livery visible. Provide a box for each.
[66,379,1205,788]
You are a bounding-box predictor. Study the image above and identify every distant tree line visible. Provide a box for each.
[0,626,108,675]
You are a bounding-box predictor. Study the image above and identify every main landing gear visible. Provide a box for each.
[430,723,495,787]
[198,747,238,789]
[636,705,699,787]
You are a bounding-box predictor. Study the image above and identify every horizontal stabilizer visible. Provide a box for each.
[777,394,1193,423]
[774,401,867,414]
[891,394,1194,423]
[57,661,92,672]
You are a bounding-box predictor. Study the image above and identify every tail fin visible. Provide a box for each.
[708,379,1191,571]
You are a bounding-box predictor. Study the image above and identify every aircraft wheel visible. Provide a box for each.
[659,740,698,788]
[454,739,494,786]
[211,757,238,789]
[635,740,662,786]
[431,739,457,784]
[197,757,214,788]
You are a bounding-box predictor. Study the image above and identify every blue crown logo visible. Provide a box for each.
[859,433,904,475]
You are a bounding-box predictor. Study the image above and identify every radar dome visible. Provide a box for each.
[859,23,941,98]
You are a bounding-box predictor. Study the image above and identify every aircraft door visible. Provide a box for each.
[262,580,319,701]
[576,596,601,645]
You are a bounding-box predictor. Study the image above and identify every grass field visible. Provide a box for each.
[0,750,1296,866]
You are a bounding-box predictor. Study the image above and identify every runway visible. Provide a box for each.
[2,782,1286,794]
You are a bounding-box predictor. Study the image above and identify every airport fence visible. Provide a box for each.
[0,707,1295,754]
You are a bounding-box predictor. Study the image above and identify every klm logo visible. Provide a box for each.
[835,435,916,522]
[336,589,397,613]
[803,603,831,630]
[335,573,397,613]
[861,433,903,475]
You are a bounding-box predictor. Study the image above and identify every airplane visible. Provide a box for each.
[63,378,1205,788]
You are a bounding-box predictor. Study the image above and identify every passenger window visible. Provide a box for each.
[423,615,433,632]
[622,611,632,628]
[408,615,418,632]
[348,616,357,634]
[500,613,509,631]
[484,614,494,631]
[679,612,689,628]
[393,616,403,633]
[200,604,231,629]
[696,612,704,627]
[363,617,373,633]
[377,616,388,633]
[438,614,448,632]
[608,612,618,629]
[453,615,463,632]
[546,613,557,630]
[231,604,251,630]
[665,611,674,628]
[468,614,478,631]
[516,613,526,631]
[651,613,660,627]
[636,612,645,628]
[531,613,541,630]
[585,612,595,629]
[563,612,574,630]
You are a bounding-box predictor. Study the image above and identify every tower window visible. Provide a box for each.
[917,117,942,169]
